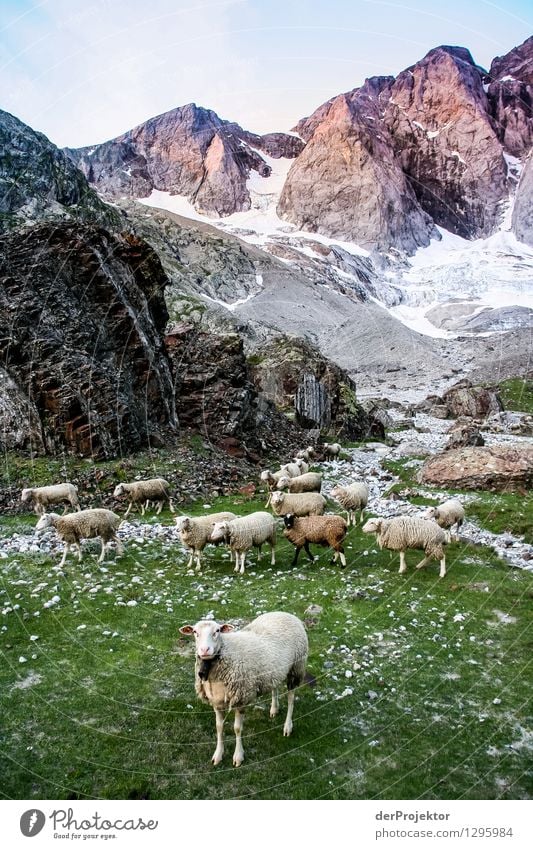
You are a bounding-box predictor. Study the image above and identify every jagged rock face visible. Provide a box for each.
[485,36,533,158]
[280,45,513,246]
[0,224,177,457]
[419,444,533,492]
[386,47,508,238]
[165,325,306,458]
[66,104,304,217]
[278,78,437,253]
[512,152,533,246]
[0,109,116,233]
[249,335,384,440]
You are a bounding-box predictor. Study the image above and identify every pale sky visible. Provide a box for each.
[1,0,532,148]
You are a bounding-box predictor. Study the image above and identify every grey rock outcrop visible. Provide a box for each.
[512,151,533,246]
[66,104,304,217]
[419,444,533,492]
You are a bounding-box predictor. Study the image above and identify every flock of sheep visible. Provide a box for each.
[19,441,466,767]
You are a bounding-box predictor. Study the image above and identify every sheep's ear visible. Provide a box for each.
[179,625,194,635]
[220,623,235,633]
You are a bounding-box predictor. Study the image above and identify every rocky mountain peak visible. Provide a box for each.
[488,35,533,86]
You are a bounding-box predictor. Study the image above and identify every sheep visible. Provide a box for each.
[323,442,341,458]
[179,611,308,767]
[210,512,276,574]
[21,484,80,516]
[176,511,237,571]
[330,482,369,525]
[270,490,326,518]
[280,461,304,478]
[293,458,310,474]
[424,499,465,539]
[113,478,174,517]
[295,446,315,462]
[36,509,123,567]
[276,472,322,494]
[362,516,450,578]
[283,513,348,567]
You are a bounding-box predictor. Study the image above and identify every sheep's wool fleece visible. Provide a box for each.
[377,517,448,553]
[332,483,368,508]
[57,509,121,536]
[195,612,308,710]
[228,512,275,548]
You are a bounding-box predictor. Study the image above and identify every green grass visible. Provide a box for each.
[495,378,533,414]
[468,493,533,543]
[1,496,532,800]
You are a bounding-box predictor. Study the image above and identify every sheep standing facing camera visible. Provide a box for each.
[36,509,123,567]
[424,499,465,538]
[295,446,315,462]
[113,478,174,517]
[362,516,450,578]
[21,484,80,515]
[179,612,308,767]
[330,482,369,525]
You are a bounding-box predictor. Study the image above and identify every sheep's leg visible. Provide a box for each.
[61,504,68,516]
[291,546,301,567]
[124,502,132,518]
[338,548,347,568]
[195,551,202,571]
[415,556,430,570]
[239,552,246,575]
[186,552,194,569]
[304,541,315,563]
[270,544,275,566]
[284,691,295,736]
[233,710,244,767]
[212,708,225,766]
[156,501,163,515]
[140,502,146,516]
[59,544,70,568]
[359,507,364,524]
[168,499,175,514]
[233,551,240,572]
[399,551,407,574]
[439,557,446,579]
[256,544,262,562]
[75,542,82,562]
[98,539,107,564]
[114,535,124,557]
[270,688,279,718]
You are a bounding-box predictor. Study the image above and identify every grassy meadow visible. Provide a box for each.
[1,477,532,801]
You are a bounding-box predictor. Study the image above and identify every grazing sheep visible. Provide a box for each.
[36,509,123,567]
[323,442,341,458]
[176,512,237,571]
[276,472,322,494]
[179,611,308,767]
[330,482,369,525]
[280,461,304,478]
[270,490,326,518]
[210,512,276,574]
[425,499,465,538]
[113,478,174,517]
[295,446,315,462]
[21,484,80,516]
[283,513,348,566]
[362,516,450,578]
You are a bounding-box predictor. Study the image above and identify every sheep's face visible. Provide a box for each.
[330,486,342,499]
[362,518,382,535]
[295,459,306,471]
[424,506,437,519]
[175,516,189,532]
[21,489,33,503]
[270,492,284,508]
[260,470,270,482]
[179,620,235,658]
[210,521,229,543]
[36,514,53,531]
[283,513,296,529]
[276,476,291,490]
[113,484,125,497]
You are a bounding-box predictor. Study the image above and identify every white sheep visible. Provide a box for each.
[113,478,174,517]
[330,482,369,525]
[210,512,276,574]
[21,484,80,516]
[179,611,308,766]
[323,442,341,458]
[270,490,326,518]
[362,516,450,578]
[295,446,315,462]
[276,472,322,494]
[36,509,124,567]
[424,499,465,539]
[176,511,237,571]
[293,458,309,475]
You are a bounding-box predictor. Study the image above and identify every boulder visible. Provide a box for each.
[442,380,503,418]
[419,444,533,491]
[445,424,485,451]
